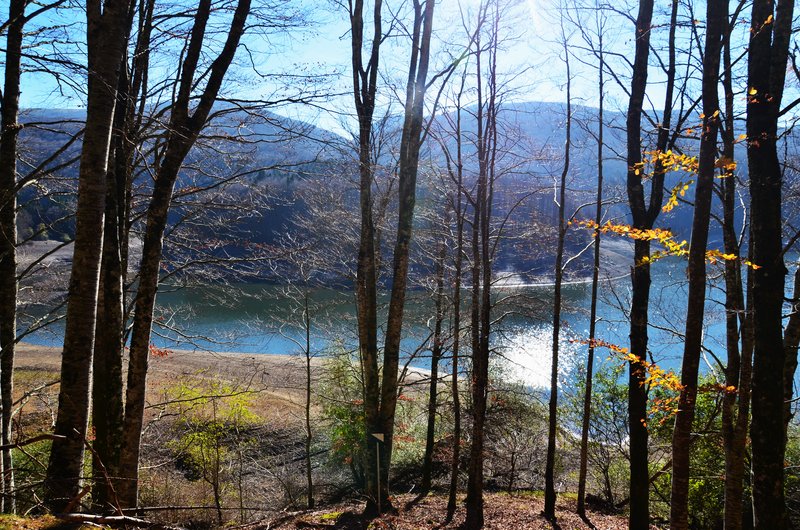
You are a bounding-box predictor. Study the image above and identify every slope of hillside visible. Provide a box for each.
[15,101,755,282]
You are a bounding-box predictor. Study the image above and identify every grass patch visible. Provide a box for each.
[319,511,343,521]
[0,514,98,530]
[499,489,545,498]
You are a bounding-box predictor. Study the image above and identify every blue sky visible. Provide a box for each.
[8,0,767,139]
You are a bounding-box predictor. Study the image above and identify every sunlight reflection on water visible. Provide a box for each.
[496,325,579,389]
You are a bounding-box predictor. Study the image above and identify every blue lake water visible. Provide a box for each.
[23,256,739,388]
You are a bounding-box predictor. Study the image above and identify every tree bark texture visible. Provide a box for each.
[0,0,26,513]
[118,0,251,508]
[544,34,571,521]
[44,0,132,512]
[669,0,724,525]
[746,0,793,526]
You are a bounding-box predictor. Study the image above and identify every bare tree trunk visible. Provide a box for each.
[376,0,436,511]
[465,8,497,527]
[446,78,466,521]
[544,32,572,522]
[92,43,136,515]
[720,5,751,527]
[626,0,653,517]
[669,1,724,525]
[624,0,679,524]
[746,0,793,526]
[0,0,26,513]
[92,0,152,511]
[729,271,754,530]
[92,125,127,514]
[117,0,251,508]
[43,0,132,512]
[465,111,486,530]
[348,0,382,512]
[422,223,448,492]
[304,292,314,509]
[577,27,604,519]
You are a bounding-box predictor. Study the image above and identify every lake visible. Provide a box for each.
[24,256,735,388]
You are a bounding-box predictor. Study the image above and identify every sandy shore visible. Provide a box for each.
[14,342,321,425]
[14,341,429,419]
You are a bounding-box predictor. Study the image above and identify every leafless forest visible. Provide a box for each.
[1,0,800,528]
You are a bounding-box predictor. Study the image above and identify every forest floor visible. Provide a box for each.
[248,492,632,529]
[13,346,634,530]
[0,494,634,530]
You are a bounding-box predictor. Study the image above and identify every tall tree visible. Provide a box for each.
[0,0,65,512]
[543,28,572,521]
[624,0,680,525]
[465,4,498,527]
[347,0,438,513]
[747,0,794,525]
[447,183,465,520]
[0,0,26,513]
[719,4,752,529]
[348,0,383,512]
[723,274,754,530]
[669,0,724,525]
[576,10,604,518]
[117,0,252,507]
[374,0,437,510]
[43,0,133,512]
[438,67,468,522]
[421,210,449,493]
[625,1,655,524]
[91,0,152,511]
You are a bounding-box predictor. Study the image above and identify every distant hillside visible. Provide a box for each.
[14,101,760,281]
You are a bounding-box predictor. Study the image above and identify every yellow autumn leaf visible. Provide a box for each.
[744,260,762,270]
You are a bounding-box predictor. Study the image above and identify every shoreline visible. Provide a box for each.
[493,270,631,290]
[18,237,637,293]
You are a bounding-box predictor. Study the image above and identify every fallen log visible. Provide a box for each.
[57,512,186,530]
